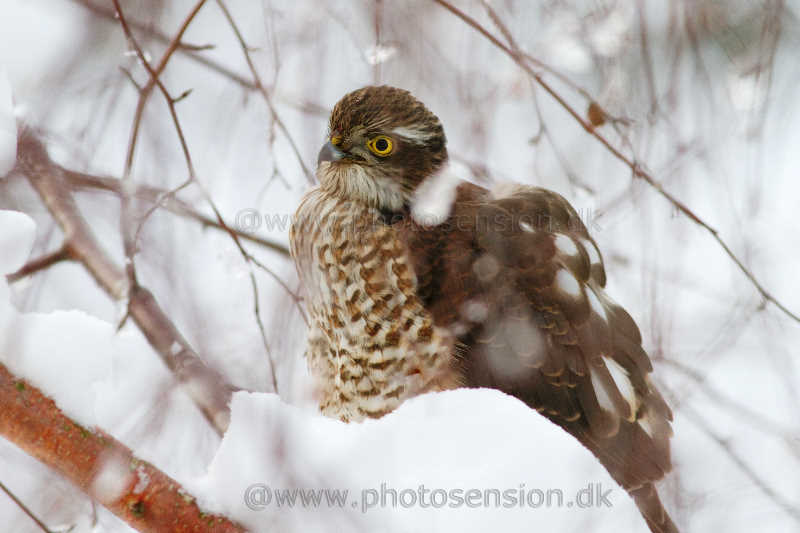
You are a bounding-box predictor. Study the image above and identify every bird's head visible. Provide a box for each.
[317,85,448,212]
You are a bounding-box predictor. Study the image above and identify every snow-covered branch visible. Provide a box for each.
[0,361,244,533]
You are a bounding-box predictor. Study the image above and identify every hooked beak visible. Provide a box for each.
[317,141,344,165]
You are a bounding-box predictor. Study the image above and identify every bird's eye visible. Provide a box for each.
[367,135,393,156]
[330,135,343,147]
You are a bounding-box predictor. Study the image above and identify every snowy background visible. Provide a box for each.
[1,1,799,532]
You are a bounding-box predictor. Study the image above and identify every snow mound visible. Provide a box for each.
[0,210,219,483]
[0,210,34,275]
[0,208,645,533]
[188,389,644,533]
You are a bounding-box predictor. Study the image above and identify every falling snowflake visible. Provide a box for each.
[365,44,397,66]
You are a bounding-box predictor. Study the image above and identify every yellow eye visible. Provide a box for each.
[330,135,342,147]
[367,135,393,156]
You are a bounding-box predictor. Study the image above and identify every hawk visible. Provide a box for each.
[290,86,678,533]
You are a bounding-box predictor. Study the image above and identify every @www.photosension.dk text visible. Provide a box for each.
[243,482,614,513]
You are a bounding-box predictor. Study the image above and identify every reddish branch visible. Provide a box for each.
[432,0,800,325]
[0,362,245,533]
[15,132,233,435]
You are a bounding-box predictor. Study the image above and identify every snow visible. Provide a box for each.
[0,209,648,533]
[0,67,15,177]
[188,390,644,533]
[2,2,799,532]
[0,210,34,274]
[89,454,133,505]
[0,211,220,510]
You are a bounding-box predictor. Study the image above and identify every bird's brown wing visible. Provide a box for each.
[397,182,677,533]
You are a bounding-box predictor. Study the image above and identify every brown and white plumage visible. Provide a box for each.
[290,86,678,533]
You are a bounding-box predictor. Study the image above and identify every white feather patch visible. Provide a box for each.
[391,125,437,145]
[555,269,582,298]
[587,288,608,321]
[554,234,579,257]
[473,254,500,282]
[581,238,602,266]
[590,368,616,414]
[638,412,655,438]
[604,356,638,420]
[489,181,527,200]
[411,165,460,227]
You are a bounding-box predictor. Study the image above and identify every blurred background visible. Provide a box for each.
[1,0,799,531]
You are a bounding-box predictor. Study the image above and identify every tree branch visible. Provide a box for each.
[683,404,800,525]
[63,168,290,257]
[0,362,245,533]
[431,0,800,325]
[112,1,282,392]
[15,132,234,435]
[0,479,52,533]
[6,244,71,284]
[214,0,315,185]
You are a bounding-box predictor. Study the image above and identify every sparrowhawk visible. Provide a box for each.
[290,85,678,533]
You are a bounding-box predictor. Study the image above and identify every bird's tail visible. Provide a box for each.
[629,484,679,533]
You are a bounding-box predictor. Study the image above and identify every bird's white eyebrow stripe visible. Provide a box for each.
[390,126,437,144]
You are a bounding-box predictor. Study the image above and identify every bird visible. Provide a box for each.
[289,85,678,533]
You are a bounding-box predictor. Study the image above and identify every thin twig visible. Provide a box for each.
[637,0,660,118]
[661,357,798,444]
[71,0,256,89]
[431,0,800,325]
[683,405,800,525]
[247,273,278,394]
[63,168,290,256]
[373,0,384,84]
[113,0,208,292]
[249,254,308,325]
[6,244,71,283]
[481,1,593,194]
[215,0,315,185]
[16,132,234,435]
[113,2,282,392]
[0,479,53,533]
[72,0,330,117]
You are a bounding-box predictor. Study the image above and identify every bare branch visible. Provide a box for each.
[214,0,315,185]
[71,0,257,90]
[112,1,283,392]
[683,404,800,525]
[73,0,330,118]
[637,0,660,118]
[63,168,290,257]
[112,0,208,290]
[16,132,234,435]
[6,244,71,284]
[661,357,799,448]
[431,0,800,325]
[0,363,245,532]
[0,479,53,533]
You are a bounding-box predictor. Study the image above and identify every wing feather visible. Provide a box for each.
[398,181,677,533]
